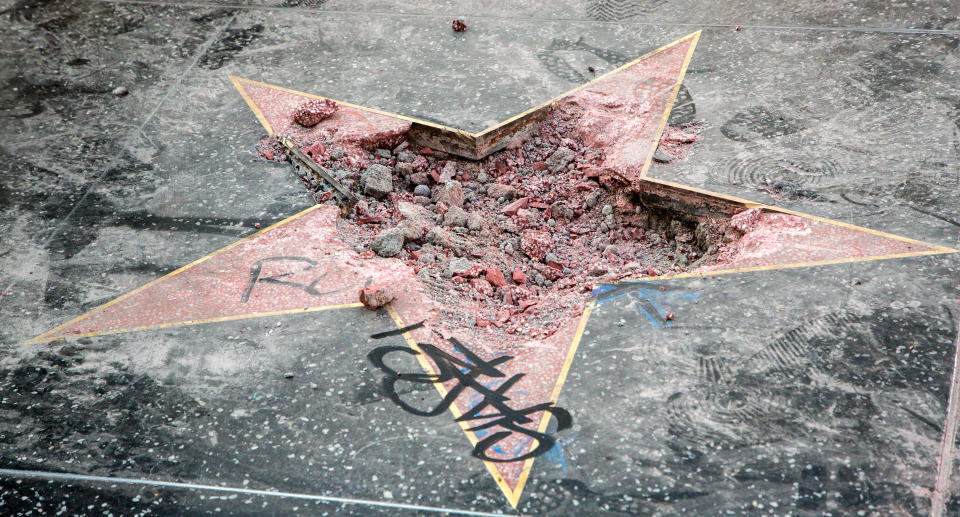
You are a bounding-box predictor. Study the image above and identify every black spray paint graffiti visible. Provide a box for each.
[240,256,334,303]
[368,327,572,463]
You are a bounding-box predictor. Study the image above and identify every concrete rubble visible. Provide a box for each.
[271,101,738,345]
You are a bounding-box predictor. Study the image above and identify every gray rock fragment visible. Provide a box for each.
[653,150,673,163]
[443,206,468,227]
[414,184,431,197]
[550,201,574,220]
[362,164,393,199]
[545,146,575,172]
[370,228,404,257]
[446,257,472,276]
[585,189,602,209]
[486,183,518,200]
[466,212,484,231]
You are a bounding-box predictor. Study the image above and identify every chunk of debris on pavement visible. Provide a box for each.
[446,257,473,276]
[501,196,529,216]
[397,201,433,222]
[303,142,325,158]
[485,267,507,287]
[370,228,405,257]
[396,162,414,177]
[653,150,674,163]
[411,155,429,173]
[293,98,338,127]
[425,226,460,250]
[359,283,396,310]
[362,164,393,199]
[487,183,518,200]
[413,184,431,196]
[397,150,416,163]
[584,189,602,208]
[452,19,467,32]
[111,86,129,97]
[550,201,574,220]
[545,146,575,172]
[466,212,484,230]
[397,219,426,242]
[443,206,468,227]
[407,171,427,185]
[520,230,552,261]
[439,161,457,184]
[437,180,464,208]
[512,268,527,284]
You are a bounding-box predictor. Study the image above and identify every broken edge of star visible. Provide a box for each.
[28,178,955,346]
[385,303,595,509]
[645,177,958,259]
[26,204,363,345]
[228,30,701,168]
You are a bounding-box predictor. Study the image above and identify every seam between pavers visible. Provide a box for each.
[93,0,960,36]
[0,469,511,517]
[0,12,239,309]
[931,313,960,517]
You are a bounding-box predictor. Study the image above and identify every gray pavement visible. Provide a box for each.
[1,1,958,515]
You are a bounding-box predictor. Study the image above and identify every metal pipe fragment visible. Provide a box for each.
[277,135,358,213]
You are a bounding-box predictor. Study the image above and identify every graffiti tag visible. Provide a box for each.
[368,330,571,463]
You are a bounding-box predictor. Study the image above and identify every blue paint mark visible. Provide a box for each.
[635,300,663,329]
[591,282,700,328]
[542,434,576,472]
[591,284,620,300]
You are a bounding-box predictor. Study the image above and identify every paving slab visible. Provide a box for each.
[1,1,959,516]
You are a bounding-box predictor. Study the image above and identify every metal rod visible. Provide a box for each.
[277,135,358,212]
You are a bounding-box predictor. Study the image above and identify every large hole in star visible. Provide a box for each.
[259,106,755,347]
